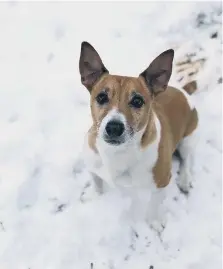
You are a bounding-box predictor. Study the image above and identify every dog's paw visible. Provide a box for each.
[177,172,193,195]
[79,182,101,203]
[178,181,193,195]
[73,157,85,176]
[146,207,167,238]
[149,219,166,234]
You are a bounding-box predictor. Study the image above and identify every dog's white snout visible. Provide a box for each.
[98,108,128,144]
[101,109,127,131]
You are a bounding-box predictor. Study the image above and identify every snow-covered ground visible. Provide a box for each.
[0,2,222,269]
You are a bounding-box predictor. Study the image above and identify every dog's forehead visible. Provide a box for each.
[95,74,145,94]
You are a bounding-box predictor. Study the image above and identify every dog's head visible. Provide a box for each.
[79,42,174,146]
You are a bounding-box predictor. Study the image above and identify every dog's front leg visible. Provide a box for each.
[73,155,86,175]
[91,172,104,194]
[176,128,199,194]
[79,172,104,203]
[146,187,167,233]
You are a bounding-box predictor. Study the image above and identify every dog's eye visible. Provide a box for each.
[129,95,145,108]
[96,92,109,105]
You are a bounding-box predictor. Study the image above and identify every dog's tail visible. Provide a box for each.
[182,80,198,95]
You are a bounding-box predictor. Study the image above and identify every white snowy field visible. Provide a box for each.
[0,1,222,269]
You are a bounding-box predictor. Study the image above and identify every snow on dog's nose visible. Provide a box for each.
[99,109,127,146]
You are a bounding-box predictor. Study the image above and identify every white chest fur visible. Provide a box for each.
[83,114,161,190]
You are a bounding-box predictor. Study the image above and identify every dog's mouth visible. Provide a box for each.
[103,130,135,146]
[103,136,125,146]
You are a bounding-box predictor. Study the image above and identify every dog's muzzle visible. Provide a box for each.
[104,120,125,145]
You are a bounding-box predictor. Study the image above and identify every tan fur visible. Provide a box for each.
[88,74,198,188]
[88,126,98,153]
[149,85,198,188]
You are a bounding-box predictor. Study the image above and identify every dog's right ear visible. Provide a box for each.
[79,41,109,92]
[140,49,174,96]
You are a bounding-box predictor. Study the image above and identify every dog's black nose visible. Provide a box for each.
[105,120,125,137]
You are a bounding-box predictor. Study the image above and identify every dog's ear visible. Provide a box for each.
[79,41,109,92]
[140,49,174,96]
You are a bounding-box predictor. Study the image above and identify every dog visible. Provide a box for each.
[77,41,199,224]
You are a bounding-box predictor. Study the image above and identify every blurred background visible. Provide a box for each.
[0,2,222,269]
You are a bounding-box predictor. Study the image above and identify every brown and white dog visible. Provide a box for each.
[77,41,199,222]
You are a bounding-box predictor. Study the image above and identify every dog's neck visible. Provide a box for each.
[140,108,157,149]
[87,109,159,184]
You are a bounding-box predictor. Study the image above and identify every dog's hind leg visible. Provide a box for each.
[176,110,199,194]
[173,148,183,164]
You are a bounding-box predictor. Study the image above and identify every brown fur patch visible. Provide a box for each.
[88,126,98,153]
[150,86,198,188]
[140,109,157,149]
[184,108,198,137]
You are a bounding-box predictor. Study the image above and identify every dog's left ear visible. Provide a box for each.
[79,41,109,92]
[140,49,174,95]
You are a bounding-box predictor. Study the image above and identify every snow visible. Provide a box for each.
[0,2,222,269]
